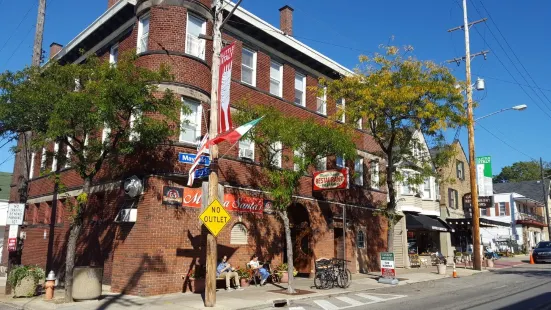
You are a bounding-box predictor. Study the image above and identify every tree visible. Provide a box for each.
[233,102,356,294]
[0,52,185,301]
[325,45,466,252]
[493,160,551,183]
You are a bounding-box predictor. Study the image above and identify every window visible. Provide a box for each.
[336,98,345,122]
[29,152,35,179]
[370,161,379,189]
[83,135,89,158]
[357,118,363,130]
[294,73,306,106]
[230,223,248,244]
[186,13,206,59]
[456,160,464,180]
[270,141,282,168]
[401,172,414,195]
[137,14,150,53]
[239,139,255,161]
[423,178,431,199]
[354,157,364,186]
[241,47,256,86]
[180,98,203,144]
[336,155,345,168]
[481,208,488,216]
[129,109,141,141]
[269,61,283,97]
[448,188,458,209]
[40,147,47,171]
[294,147,304,172]
[316,86,327,115]
[65,138,72,168]
[316,157,327,171]
[110,44,119,66]
[102,123,111,144]
[357,230,365,248]
[499,202,506,216]
[52,142,60,171]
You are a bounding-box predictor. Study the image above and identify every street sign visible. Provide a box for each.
[476,156,493,197]
[7,203,25,225]
[380,252,396,278]
[463,193,493,209]
[178,153,210,165]
[8,225,18,252]
[194,167,210,179]
[199,199,231,237]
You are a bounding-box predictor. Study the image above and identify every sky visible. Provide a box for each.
[0,0,550,175]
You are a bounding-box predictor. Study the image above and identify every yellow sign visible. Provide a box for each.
[199,199,231,237]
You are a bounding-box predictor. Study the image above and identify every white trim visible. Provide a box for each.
[316,86,327,115]
[29,152,36,179]
[294,72,306,107]
[137,13,150,54]
[52,142,60,171]
[102,123,111,144]
[223,1,353,76]
[109,43,119,65]
[269,60,283,97]
[65,138,73,168]
[241,47,257,86]
[270,141,282,168]
[185,12,207,60]
[40,147,47,170]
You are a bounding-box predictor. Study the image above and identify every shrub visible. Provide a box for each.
[8,265,45,287]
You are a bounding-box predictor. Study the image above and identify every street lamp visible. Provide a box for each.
[475,104,527,121]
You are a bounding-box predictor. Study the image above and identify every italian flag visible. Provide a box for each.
[210,116,264,146]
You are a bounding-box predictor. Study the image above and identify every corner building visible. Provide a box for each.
[5,0,388,296]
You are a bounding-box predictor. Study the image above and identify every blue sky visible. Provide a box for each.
[0,0,549,175]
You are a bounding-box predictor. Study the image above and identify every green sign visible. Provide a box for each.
[476,156,493,196]
[380,252,394,261]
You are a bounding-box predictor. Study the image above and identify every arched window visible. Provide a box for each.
[357,230,365,249]
[230,223,248,245]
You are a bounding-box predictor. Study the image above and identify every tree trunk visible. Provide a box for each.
[385,163,398,253]
[280,210,296,294]
[64,177,91,302]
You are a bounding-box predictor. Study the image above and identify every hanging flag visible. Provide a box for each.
[210,116,264,146]
[187,133,210,186]
[218,42,235,134]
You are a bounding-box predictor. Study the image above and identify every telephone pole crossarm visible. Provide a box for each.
[447,18,487,32]
[446,50,489,65]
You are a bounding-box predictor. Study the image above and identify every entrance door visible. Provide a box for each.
[288,204,312,275]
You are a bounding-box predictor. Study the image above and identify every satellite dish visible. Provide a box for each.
[124,175,143,198]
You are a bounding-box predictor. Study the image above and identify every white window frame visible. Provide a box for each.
[137,13,150,54]
[129,109,141,141]
[40,147,47,170]
[456,160,464,180]
[241,47,256,86]
[270,141,282,168]
[110,43,119,66]
[102,123,111,144]
[499,202,506,216]
[336,155,345,168]
[370,160,379,189]
[65,137,72,168]
[316,157,327,171]
[317,86,327,115]
[354,157,364,186]
[180,98,203,144]
[185,13,207,60]
[230,223,248,245]
[294,148,304,172]
[269,60,283,97]
[357,118,363,129]
[52,142,60,171]
[239,139,255,161]
[337,98,345,122]
[423,178,431,199]
[294,72,306,106]
[357,230,365,248]
[29,152,36,179]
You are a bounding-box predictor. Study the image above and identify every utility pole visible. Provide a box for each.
[447,0,487,271]
[540,158,551,240]
[32,0,46,66]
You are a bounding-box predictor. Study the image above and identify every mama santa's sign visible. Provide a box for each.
[312,168,349,191]
[178,187,264,214]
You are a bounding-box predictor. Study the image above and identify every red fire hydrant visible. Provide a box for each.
[44,271,56,300]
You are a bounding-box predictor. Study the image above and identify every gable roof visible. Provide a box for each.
[493,179,551,204]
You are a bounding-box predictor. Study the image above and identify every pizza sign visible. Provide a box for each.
[162,186,184,207]
[312,168,349,191]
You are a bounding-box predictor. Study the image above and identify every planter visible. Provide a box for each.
[240,278,250,287]
[436,264,447,275]
[13,275,38,297]
[278,272,289,283]
[184,278,205,293]
[486,259,494,268]
[72,266,103,300]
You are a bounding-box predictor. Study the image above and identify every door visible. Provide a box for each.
[288,204,312,275]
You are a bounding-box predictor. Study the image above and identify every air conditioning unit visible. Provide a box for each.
[239,148,254,160]
[115,208,137,223]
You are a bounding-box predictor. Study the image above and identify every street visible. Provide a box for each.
[273,264,551,310]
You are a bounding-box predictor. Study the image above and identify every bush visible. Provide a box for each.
[8,265,45,287]
[236,267,250,279]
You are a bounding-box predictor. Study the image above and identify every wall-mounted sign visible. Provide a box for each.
[312,168,349,191]
[7,203,25,225]
[179,153,210,165]
[162,186,184,207]
[224,194,264,214]
[182,187,202,208]
[8,238,17,252]
[463,193,493,209]
[263,200,275,215]
[194,167,210,179]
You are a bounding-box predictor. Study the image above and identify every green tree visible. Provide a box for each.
[493,160,551,183]
[234,102,356,294]
[325,45,466,252]
[0,52,185,301]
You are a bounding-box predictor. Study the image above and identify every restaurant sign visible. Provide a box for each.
[380,252,396,278]
[312,168,349,191]
[463,193,493,209]
[179,187,264,214]
[162,186,184,207]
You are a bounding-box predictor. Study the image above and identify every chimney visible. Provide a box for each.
[49,42,63,59]
[108,0,119,9]
[279,5,294,36]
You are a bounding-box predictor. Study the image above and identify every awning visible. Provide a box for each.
[447,218,510,229]
[405,213,452,232]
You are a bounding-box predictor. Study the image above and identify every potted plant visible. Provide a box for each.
[236,267,251,287]
[185,265,205,293]
[8,265,45,297]
[275,263,298,283]
[435,256,447,275]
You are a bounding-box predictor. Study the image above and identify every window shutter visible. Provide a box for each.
[230,223,248,245]
[505,202,510,216]
[494,203,499,216]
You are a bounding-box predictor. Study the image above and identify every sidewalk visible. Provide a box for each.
[0,267,489,310]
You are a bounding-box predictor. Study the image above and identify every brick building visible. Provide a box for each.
[5,0,388,296]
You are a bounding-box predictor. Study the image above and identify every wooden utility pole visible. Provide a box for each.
[540,158,551,239]
[32,0,47,66]
[205,0,223,306]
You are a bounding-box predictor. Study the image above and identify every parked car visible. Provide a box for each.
[532,241,551,263]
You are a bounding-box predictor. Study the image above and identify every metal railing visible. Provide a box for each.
[518,212,546,224]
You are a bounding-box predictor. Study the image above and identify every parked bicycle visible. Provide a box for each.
[314,258,352,289]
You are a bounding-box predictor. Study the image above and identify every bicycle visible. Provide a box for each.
[313,258,352,289]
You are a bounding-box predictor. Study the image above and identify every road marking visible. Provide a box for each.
[494,285,507,289]
[289,307,306,310]
[335,296,364,306]
[313,300,340,310]
[355,293,386,302]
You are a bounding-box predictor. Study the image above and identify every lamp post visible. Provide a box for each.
[475,104,527,122]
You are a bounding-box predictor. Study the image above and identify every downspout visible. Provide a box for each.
[510,194,518,242]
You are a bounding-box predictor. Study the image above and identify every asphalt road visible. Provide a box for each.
[278,264,551,310]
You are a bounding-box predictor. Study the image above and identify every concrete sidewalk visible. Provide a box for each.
[0,267,488,310]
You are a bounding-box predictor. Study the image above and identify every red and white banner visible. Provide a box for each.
[224,194,264,214]
[187,133,210,186]
[218,43,235,134]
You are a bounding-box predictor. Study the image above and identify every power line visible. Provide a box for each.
[0,3,36,55]
[476,122,536,161]
[473,73,551,93]
[1,24,35,68]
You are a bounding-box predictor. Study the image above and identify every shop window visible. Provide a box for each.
[230,223,248,245]
[357,231,365,249]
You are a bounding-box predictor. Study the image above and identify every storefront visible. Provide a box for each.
[405,213,452,255]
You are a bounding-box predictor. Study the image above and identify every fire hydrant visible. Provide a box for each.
[44,271,56,300]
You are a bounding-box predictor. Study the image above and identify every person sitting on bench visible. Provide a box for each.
[217,255,243,291]
[249,254,269,286]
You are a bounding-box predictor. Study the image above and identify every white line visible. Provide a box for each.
[494,285,507,289]
[289,307,306,310]
[313,300,340,310]
[355,293,386,302]
[335,296,364,307]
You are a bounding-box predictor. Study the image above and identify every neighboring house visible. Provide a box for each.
[0,172,11,264]
[393,131,453,268]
